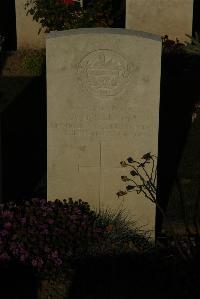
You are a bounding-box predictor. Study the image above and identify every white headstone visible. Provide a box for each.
[126,0,193,42]
[47,28,161,238]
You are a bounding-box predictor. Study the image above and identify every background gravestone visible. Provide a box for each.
[15,0,45,49]
[126,0,194,42]
[47,28,161,237]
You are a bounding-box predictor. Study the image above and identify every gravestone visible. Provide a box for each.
[126,0,193,42]
[47,28,161,237]
[15,0,45,48]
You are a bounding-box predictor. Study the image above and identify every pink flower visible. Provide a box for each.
[32,257,44,269]
[74,208,81,214]
[48,219,54,225]
[12,234,17,240]
[4,222,12,230]
[1,210,13,219]
[44,246,50,253]
[0,230,8,236]
[54,258,62,266]
[32,259,37,267]
[20,253,28,263]
[0,252,10,261]
[21,217,26,224]
[51,250,58,258]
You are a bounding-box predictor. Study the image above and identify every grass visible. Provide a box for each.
[86,208,152,257]
[21,50,45,76]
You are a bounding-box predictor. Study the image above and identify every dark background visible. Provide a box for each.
[0,0,17,51]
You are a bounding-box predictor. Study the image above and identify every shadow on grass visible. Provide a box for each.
[69,253,196,299]
[0,51,10,76]
[1,252,196,299]
[0,70,46,202]
[0,263,37,299]
[157,52,200,233]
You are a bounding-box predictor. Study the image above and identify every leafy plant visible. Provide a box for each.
[185,32,200,55]
[22,50,45,76]
[25,0,81,33]
[83,0,123,28]
[161,33,200,56]
[88,209,152,256]
[25,0,124,33]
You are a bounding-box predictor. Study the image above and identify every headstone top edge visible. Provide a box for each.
[46,28,161,42]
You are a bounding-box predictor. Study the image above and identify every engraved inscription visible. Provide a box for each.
[49,106,152,138]
[77,49,132,97]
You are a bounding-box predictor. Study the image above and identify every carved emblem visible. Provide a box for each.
[77,49,132,97]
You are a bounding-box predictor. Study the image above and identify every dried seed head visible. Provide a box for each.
[121,176,129,182]
[120,161,127,167]
[116,190,128,198]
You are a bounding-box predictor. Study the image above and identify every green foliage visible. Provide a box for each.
[25,0,124,33]
[87,209,152,256]
[25,0,83,33]
[83,0,123,28]
[185,32,200,55]
[22,51,45,76]
[162,33,200,56]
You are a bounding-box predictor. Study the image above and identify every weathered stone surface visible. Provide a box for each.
[47,28,161,237]
[126,0,193,42]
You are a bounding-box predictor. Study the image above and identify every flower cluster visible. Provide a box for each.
[0,198,102,279]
